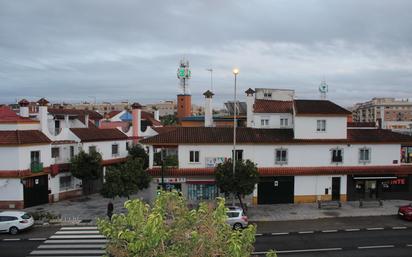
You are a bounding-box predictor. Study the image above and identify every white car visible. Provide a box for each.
[226,206,248,230]
[0,211,34,235]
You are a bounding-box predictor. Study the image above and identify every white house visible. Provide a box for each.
[141,88,412,205]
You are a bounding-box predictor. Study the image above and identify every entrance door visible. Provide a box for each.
[332,177,341,201]
[365,180,377,199]
[258,176,294,204]
[23,175,49,208]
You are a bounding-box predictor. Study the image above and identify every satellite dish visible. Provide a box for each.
[319,80,328,93]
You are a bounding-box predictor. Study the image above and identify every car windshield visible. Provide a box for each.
[21,213,31,219]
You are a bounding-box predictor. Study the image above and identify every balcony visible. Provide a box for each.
[31,162,43,173]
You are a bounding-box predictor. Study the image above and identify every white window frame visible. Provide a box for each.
[280,118,289,128]
[275,148,288,165]
[51,147,60,159]
[317,120,326,132]
[112,144,119,156]
[261,118,269,127]
[359,147,371,164]
[330,147,344,164]
[189,150,200,163]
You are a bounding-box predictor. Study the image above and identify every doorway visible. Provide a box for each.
[332,177,341,201]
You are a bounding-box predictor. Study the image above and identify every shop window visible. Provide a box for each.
[275,148,288,164]
[189,151,200,163]
[331,148,343,163]
[381,178,409,192]
[188,184,217,201]
[359,147,371,163]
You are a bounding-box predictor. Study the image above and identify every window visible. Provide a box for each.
[189,150,200,163]
[359,147,371,163]
[112,144,119,156]
[232,149,243,161]
[317,120,326,132]
[331,148,343,163]
[30,151,40,164]
[51,147,60,158]
[188,184,218,200]
[70,146,74,159]
[0,216,18,222]
[126,142,130,150]
[280,118,289,127]
[60,176,73,191]
[261,119,269,126]
[275,148,288,164]
[89,146,97,153]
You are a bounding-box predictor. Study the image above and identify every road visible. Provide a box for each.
[0,215,410,257]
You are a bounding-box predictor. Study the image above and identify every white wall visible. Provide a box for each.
[0,144,52,170]
[294,116,347,139]
[0,179,23,201]
[81,140,128,160]
[0,123,40,130]
[177,144,400,168]
[253,113,293,129]
[294,175,347,196]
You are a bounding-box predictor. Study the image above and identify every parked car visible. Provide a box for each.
[226,206,248,229]
[0,211,34,235]
[398,203,412,221]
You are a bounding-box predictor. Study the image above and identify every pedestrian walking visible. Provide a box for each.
[107,201,114,220]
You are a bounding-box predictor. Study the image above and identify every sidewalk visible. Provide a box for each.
[21,194,411,225]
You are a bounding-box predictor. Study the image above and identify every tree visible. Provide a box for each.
[215,159,259,212]
[160,114,177,126]
[97,191,257,257]
[70,150,102,194]
[101,158,151,199]
[128,144,149,169]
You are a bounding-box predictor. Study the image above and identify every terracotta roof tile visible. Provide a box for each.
[294,100,351,116]
[347,122,376,128]
[254,99,293,113]
[48,108,103,119]
[0,130,51,145]
[0,106,38,124]
[70,128,128,142]
[140,127,412,145]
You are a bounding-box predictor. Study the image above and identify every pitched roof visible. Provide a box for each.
[147,165,412,177]
[294,100,351,116]
[254,99,293,113]
[0,106,38,124]
[48,108,103,119]
[0,130,51,145]
[105,110,122,119]
[347,122,377,128]
[70,128,128,142]
[140,127,412,145]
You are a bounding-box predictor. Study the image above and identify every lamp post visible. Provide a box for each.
[232,68,239,205]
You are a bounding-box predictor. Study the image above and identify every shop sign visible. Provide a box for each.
[205,157,226,167]
[155,178,186,183]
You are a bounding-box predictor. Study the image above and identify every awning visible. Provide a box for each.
[354,176,397,180]
[186,180,215,184]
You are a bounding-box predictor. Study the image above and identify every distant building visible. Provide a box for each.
[145,100,176,117]
[352,98,412,134]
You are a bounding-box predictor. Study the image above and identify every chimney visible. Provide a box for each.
[18,99,30,118]
[131,102,142,144]
[154,110,160,121]
[380,105,385,129]
[37,98,49,134]
[245,88,255,127]
[85,113,89,128]
[203,90,214,127]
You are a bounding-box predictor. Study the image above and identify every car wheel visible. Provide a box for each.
[233,223,243,230]
[9,226,19,235]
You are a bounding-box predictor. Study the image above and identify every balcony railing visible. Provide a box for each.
[31,162,43,173]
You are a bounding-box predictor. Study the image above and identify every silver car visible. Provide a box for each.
[226,206,248,229]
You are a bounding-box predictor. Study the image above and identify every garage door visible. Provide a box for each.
[258,176,294,204]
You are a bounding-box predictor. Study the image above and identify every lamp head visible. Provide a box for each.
[232,68,239,75]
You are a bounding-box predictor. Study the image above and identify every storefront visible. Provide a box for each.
[401,146,412,164]
[155,177,185,192]
[347,175,412,201]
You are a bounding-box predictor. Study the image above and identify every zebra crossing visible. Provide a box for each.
[28,226,107,257]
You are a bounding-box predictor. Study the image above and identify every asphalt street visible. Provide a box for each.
[0,215,410,257]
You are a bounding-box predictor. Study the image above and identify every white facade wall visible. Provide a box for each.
[253,113,293,129]
[178,144,400,168]
[294,116,347,139]
[0,145,52,171]
[0,123,40,131]
[0,179,23,201]
[294,175,347,196]
[81,140,128,160]
[49,173,82,201]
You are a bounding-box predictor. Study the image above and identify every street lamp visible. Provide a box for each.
[232,68,239,205]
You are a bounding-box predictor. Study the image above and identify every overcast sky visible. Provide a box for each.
[1,0,411,108]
